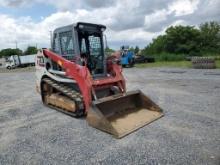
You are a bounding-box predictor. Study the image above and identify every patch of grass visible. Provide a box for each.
[152,53,186,61]
[216,60,220,68]
[135,61,192,68]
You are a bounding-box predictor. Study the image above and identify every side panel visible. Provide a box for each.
[121,56,129,65]
[35,51,47,93]
[42,49,93,111]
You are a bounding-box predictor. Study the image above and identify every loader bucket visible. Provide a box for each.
[86,90,163,138]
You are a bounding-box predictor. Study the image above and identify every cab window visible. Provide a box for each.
[59,31,75,55]
[53,33,60,54]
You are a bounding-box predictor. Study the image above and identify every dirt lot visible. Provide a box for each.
[0,68,220,165]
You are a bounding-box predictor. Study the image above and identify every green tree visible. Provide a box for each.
[165,25,201,55]
[24,46,38,55]
[142,21,220,60]
[129,46,135,52]
[0,48,22,58]
[142,25,201,56]
[105,46,115,56]
[134,46,140,54]
[142,35,167,55]
[199,21,220,54]
[105,46,115,53]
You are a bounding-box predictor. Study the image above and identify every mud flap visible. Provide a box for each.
[86,90,163,138]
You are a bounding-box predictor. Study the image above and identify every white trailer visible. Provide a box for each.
[19,55,35,65]
[6,54,36,69]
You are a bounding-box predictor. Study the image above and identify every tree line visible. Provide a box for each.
[142,21,220,58]
[0,46,38,58]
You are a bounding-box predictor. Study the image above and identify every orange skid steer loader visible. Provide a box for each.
[35,22,163,138]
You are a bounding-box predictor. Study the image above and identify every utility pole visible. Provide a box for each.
[49,31,52,49]
[104,34,108,49]
[15,41,17,49]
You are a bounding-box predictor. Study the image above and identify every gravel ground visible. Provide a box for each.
[0,66,35,73]
[0,68,220,165]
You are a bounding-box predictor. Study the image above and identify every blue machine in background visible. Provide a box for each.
[120,46,135,67]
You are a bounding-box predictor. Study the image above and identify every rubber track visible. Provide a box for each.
[42,78,84,117]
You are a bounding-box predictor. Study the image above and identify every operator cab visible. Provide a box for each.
[52,22,106,77]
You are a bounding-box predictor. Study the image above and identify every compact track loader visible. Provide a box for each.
[35,22,163,138]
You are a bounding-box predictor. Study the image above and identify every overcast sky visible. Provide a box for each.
[0,0,219,50]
